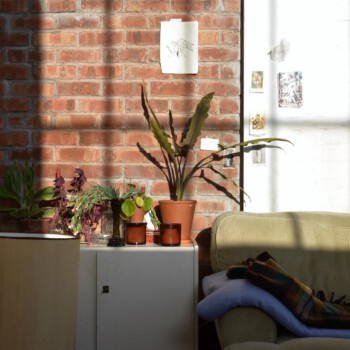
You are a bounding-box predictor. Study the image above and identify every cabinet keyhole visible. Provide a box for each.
[102,285,109,294]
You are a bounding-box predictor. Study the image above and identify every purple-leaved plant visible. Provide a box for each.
[51,168,102,243]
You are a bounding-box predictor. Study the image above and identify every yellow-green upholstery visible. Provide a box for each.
[210,211,350,350]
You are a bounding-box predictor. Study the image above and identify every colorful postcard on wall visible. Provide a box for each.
[160,20,198,74]
[278,71,303,108]
[249,110,266,136]
[250,71,264,92]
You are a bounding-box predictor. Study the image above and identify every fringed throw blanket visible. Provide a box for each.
[227,252,350,329]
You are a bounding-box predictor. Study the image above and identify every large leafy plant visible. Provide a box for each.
[138,85,291,201]
[0,162,56,219]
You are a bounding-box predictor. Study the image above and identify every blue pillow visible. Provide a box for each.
[197,270,350,339]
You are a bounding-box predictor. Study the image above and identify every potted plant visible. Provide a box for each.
[120,186,159,225]
[50,168,93,238]
[0,162,57,233]
[138,85,291,241]
[120,186,160,245]
[69,183,156,246]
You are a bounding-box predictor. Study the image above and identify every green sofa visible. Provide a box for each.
[209,211,350,350]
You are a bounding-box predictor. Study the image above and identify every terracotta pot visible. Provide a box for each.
[158,200,197,242]
[125,222,147,245]
[129,206,145,222]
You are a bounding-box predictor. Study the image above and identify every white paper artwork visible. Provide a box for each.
[160,20,198,74]
[278,71,303,108]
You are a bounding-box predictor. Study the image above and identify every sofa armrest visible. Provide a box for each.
[225,338,350,350]
[215,307,277,349]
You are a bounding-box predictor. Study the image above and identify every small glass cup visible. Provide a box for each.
[90,231,112,246]
[159,223,181,246]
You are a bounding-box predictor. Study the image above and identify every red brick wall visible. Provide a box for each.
[0,0,241,235]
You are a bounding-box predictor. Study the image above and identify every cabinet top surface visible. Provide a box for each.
[80,240,198,252]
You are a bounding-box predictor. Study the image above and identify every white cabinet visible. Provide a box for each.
[76,242,198,350]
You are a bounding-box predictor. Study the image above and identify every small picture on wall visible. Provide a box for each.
[252,148,266,165]
[250,71,264,92]
[223,148,235,168]
[249,110,266,136]
[278,71,303,108]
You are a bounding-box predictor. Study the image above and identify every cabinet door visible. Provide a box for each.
[76,250,97,350]
[96,248,196,350]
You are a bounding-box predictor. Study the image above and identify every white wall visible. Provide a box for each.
[243,0,350,212]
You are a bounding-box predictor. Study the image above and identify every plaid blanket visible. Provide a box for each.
[227,252,350,329]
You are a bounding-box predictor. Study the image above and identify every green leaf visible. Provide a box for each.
[29,206,55,219]
[121,198,136,217]
[32,186,57,201]
[149,114,175,160]
[168,110,179,152]
[40,207,55,218]
[181,92,215,149]
[135,196,144,208]
[142,197,153,212]
[218,137,293,151]
[0,187,18,201]
[207,164,251,200]
[142,87,175,160]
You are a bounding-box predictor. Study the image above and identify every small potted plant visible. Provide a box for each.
[120,185,159,225]
[138,85,292,240]
[120,185,160,244]
[50,168,95,239]
[0,162,57,233]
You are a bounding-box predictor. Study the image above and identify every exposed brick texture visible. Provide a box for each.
[0,0,241,236]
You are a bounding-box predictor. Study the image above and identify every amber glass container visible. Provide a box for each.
[159,223,181,246]
[125,222,147,245]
